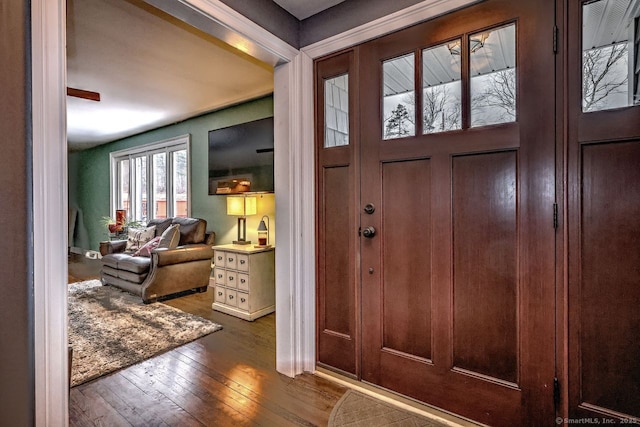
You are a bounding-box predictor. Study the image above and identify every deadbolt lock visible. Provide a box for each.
[362,226,376,238]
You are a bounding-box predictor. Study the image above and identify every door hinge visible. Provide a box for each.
[553,377,561,407]
[553,25,558,54]
[553,203,558,229]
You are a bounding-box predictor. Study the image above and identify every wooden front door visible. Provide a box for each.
[316,1,557,425]
[567,0,640,422]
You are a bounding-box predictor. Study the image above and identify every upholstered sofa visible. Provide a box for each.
[99,217,215,303]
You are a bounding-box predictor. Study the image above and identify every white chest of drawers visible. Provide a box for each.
[210,244,275,321]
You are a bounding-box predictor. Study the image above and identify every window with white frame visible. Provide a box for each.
[110,135,190,222]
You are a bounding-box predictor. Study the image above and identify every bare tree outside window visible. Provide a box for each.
[582,43,629,112]
[471,68,517,126]
[422,85,462,133]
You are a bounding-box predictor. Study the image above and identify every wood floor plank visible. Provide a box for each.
[68,257,347,427]
[160,351,306,427]
[76,382,134,427]
[121,360,257,426]
[172,344,343,426]
[100,372,203,427]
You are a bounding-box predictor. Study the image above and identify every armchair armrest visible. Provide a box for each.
[99,239,127,256]
[153,244,214,267]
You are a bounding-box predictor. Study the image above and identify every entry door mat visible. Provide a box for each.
[329,389,452,427]
[68,279,222,387]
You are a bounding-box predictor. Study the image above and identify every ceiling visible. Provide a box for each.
[67,0,345,151]
[273,0,346,20]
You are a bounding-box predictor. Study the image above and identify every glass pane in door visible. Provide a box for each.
[118,159,130,214]
[172,150,187,217]
[383,53,416,139]
[582,0,638,112]
[470,24,517,127]
[325,74,349,148]
[152,152,166,219]
[422,40,463,133]
[133,156,147,221]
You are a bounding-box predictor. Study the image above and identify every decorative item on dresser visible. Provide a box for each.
[211,244,275,321]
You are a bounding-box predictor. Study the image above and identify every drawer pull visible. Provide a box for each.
[229,276,234,281]
[217,274,223,279]
[217,256,223,260]
[228,294,234,300]
[240,298,246,303]
[240,279,246,284]
[228,257,233,262]
[217,292,222,296]
[240,260,246,264]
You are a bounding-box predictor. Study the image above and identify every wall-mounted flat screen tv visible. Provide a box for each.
[208,117,274,195]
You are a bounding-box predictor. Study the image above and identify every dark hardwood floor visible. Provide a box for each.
[68,254,347,426]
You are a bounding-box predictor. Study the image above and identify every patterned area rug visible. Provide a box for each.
[68,280,222,387]
[329,390,451,427]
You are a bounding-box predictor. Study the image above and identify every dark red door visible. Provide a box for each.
[357,1,557,425]
[566,0,640,422]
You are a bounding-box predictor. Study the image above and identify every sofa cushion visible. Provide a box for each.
[172,217,206,245]
[158,223,180,249]
[102,253,151,274]
[125,226,156,252]
[147,218,173,236]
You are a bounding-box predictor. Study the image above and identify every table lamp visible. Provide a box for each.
[227,195,257,245]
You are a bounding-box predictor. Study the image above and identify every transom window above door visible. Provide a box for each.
[382,22,517,140]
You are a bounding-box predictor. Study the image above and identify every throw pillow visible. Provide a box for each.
[158,223,180,249]
[125,226,156,252]
[133,236,161,257]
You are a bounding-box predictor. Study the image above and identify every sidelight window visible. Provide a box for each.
[582,0,640,112]
[324,74,350,147]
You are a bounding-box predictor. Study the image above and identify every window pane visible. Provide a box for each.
[152,153,166,219]
[118,159,130,215]
[422,41,462,133]
[133,156,147,222]
[383,53,416,140]
[582,0,637,112]
[172,150,187,218]
[325,74,349,148]
[470,24,517,127]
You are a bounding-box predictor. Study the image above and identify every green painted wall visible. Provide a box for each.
[71,95,275,250]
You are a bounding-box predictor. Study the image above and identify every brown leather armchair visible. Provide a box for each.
[100,217,215,303]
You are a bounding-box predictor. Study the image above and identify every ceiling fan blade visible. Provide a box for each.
[67,87,101,102]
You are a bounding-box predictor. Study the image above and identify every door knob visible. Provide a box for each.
[364,203,375,214]
[362,226,376,238]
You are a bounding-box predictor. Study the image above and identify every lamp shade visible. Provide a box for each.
[226,195,257,216]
